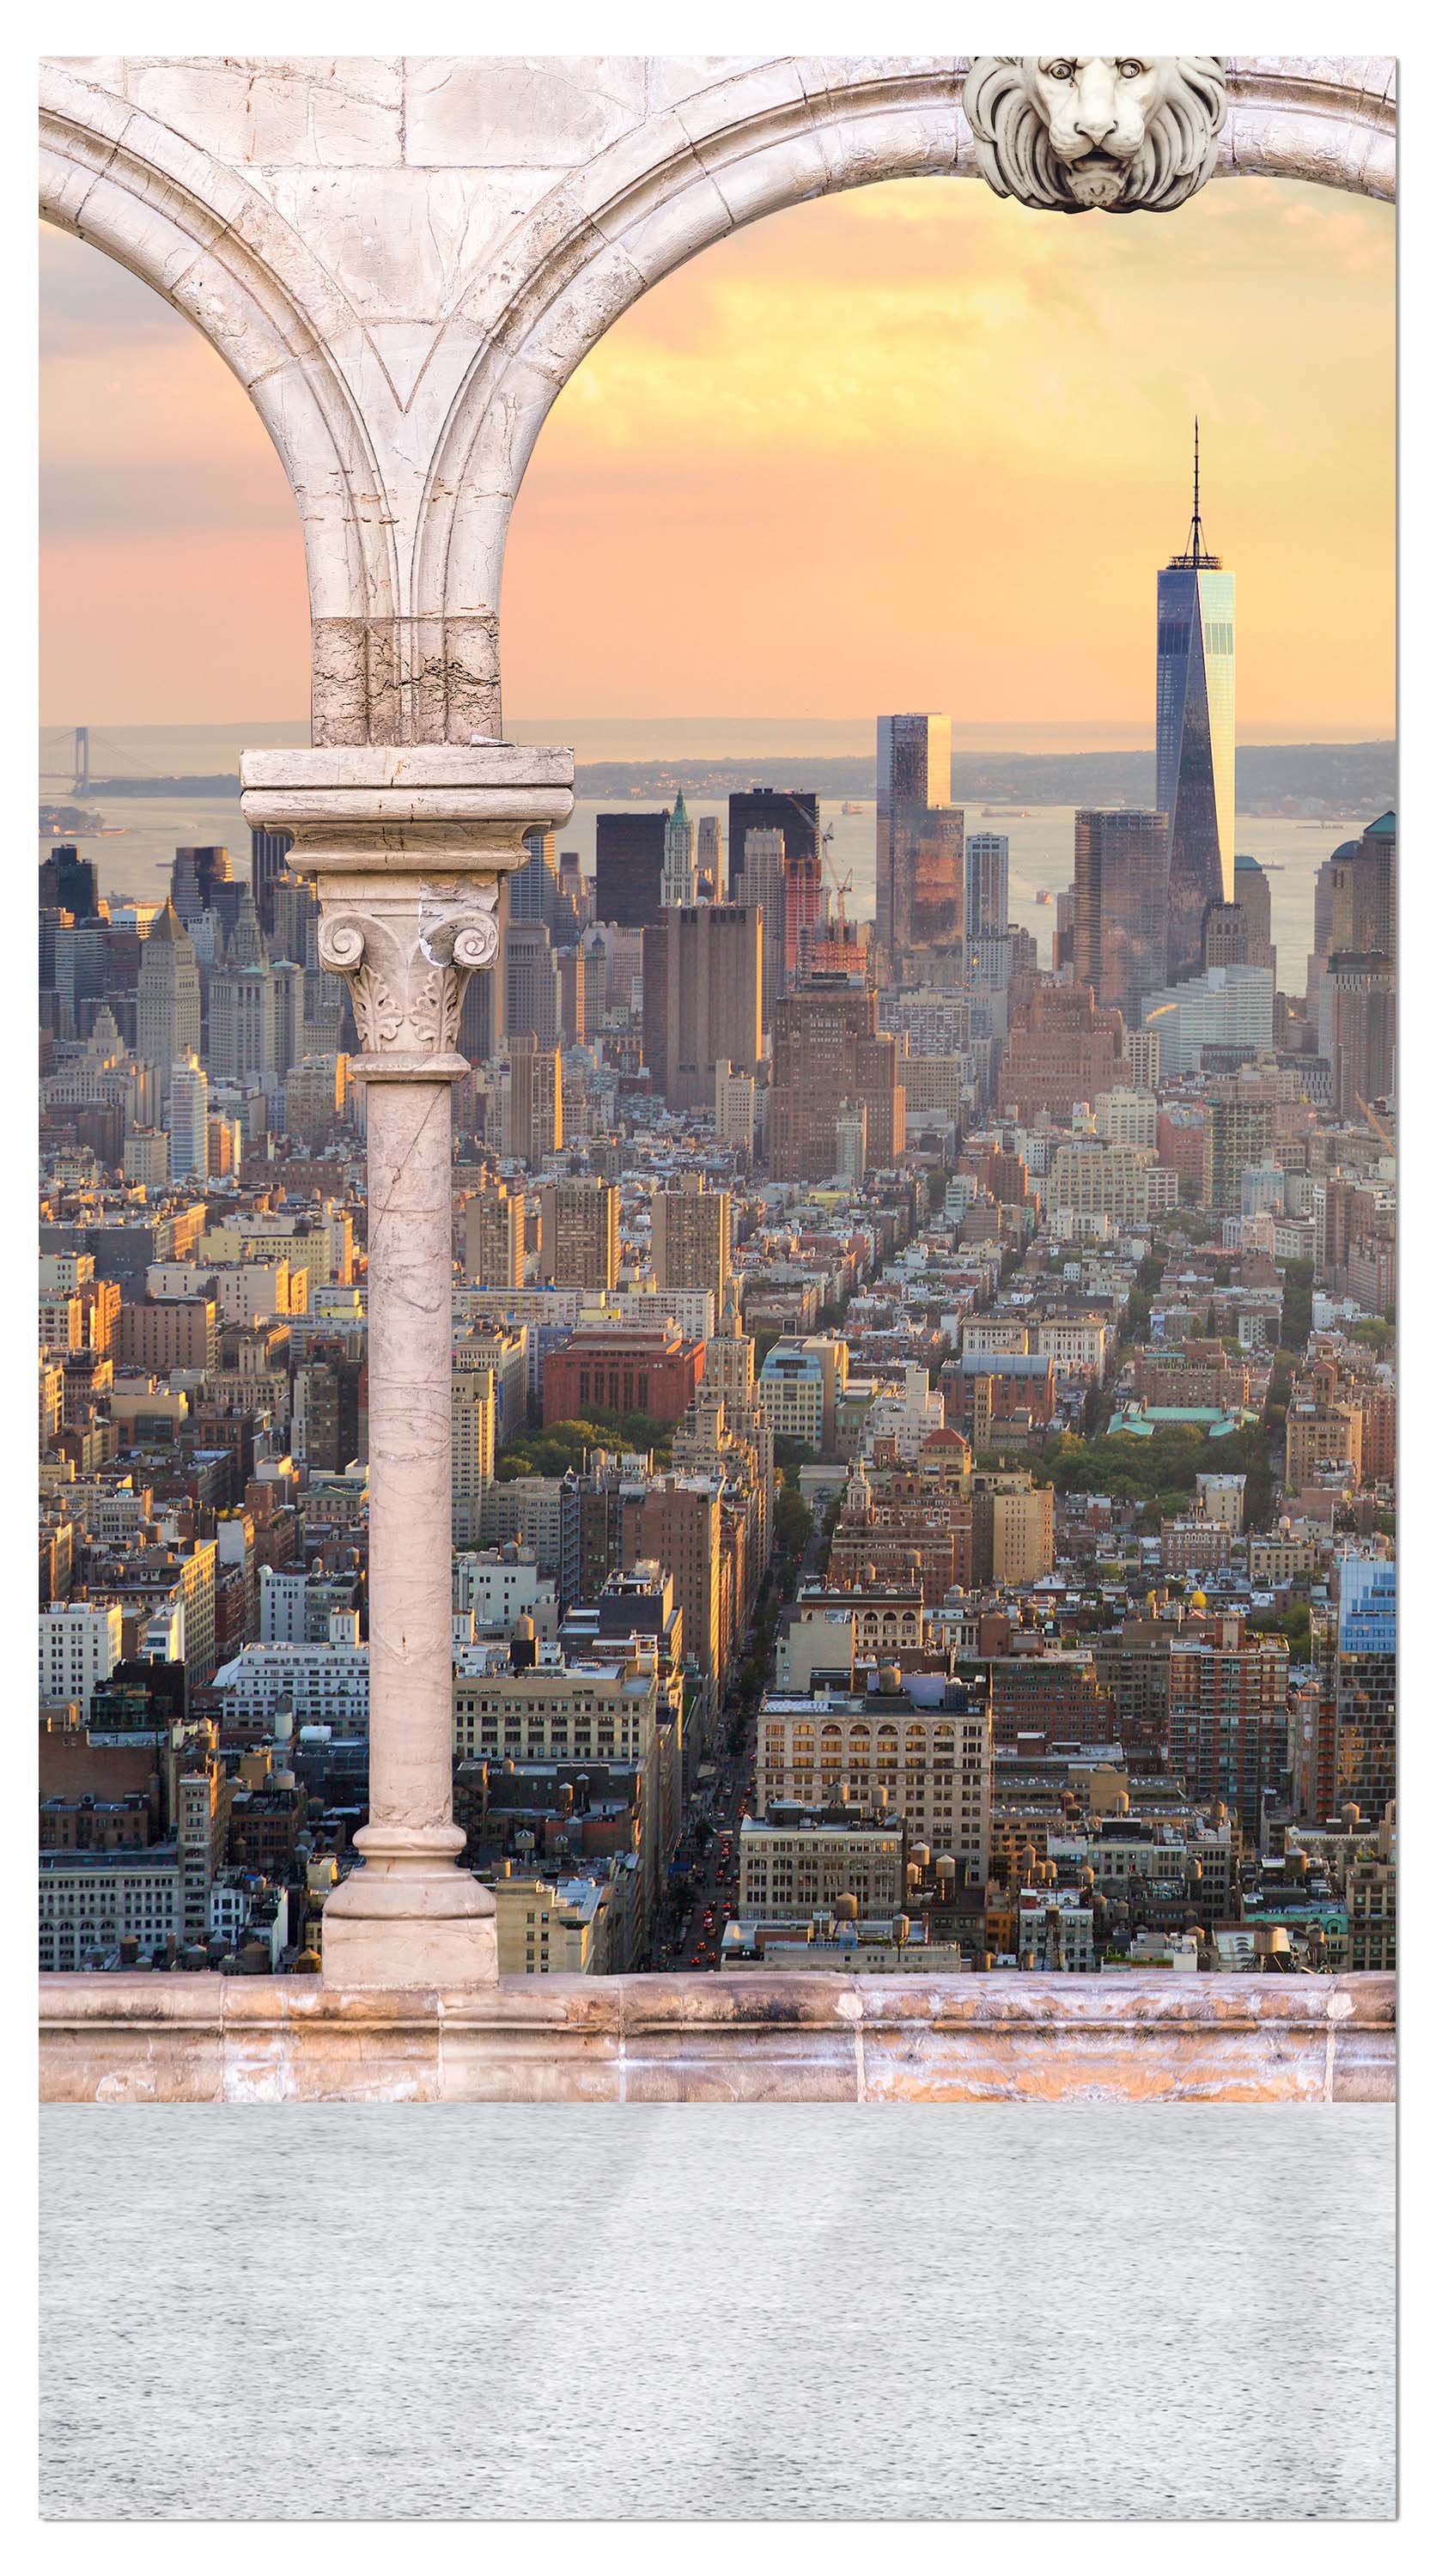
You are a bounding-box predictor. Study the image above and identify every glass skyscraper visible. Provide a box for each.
[1156,425,1235,983]
[1072,808,1169,1026]
[508,826,559,922]
[1336,1555,1396,1820]
[876,713,958,967]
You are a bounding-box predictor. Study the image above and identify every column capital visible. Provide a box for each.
[240,742,575,1078]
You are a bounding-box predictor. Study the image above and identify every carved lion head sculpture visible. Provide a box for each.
[964,56,1228,213]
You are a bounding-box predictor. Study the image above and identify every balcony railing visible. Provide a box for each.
[40,1969,1393,2105]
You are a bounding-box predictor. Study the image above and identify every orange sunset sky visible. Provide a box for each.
[40,168,1394,740]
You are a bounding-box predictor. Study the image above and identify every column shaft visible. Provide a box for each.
[364,1075,457,1834]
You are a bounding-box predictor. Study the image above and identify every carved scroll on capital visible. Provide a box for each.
[418,882,501,975]
[317,878,502,1058]
[964,56,1227,213]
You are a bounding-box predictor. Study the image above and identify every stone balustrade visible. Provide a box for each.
[40,1971,1393,2105]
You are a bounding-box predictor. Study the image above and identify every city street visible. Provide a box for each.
[655,1746,749,1970]
[654,1498,828,1969]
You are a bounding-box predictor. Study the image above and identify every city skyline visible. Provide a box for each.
[40,173,1393,732]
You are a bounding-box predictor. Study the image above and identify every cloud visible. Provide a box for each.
[40,222,184,356]
[502,180,1392,729]
[40,224,300,544]
[40,177,1393,732]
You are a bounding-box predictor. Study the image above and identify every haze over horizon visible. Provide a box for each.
[39,714,1390,784]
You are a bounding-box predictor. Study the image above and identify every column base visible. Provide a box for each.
[321,1837,498,1990]
[321,1903,497,1990]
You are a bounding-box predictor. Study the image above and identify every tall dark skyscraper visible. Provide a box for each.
[642,903,763,1109]
[39,845,100,920]
[875,714,962,967]
[594,811,667,927]
[727,790,818,890]
[1156,424,1235,983]
[249,824,293,936]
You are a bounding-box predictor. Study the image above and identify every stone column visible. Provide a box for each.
[240,748,573,1985]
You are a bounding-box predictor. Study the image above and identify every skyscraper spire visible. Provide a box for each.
[1175,414,1217,568]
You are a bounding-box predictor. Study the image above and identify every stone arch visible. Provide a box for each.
[39,65,400,744]
[421,54,1395,737]
[37,55,1395,745]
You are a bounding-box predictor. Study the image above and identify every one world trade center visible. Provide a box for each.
[1156,422,1235,982]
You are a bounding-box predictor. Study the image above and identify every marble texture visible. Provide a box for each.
[40,2102,1395,2518]
[38,1970,1396,2105]
[319,1072,496,1991]
[40,56,1395,743]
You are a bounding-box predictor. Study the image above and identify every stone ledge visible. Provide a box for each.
[39,1971,1394,2105]
[238,745,576,789]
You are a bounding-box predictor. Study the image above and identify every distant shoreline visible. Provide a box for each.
[39,732,1391,819]
[568,740,1395,811]
[47,738,1395,817]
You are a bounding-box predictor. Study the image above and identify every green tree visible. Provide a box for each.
[1026,1417,1271,1510]
[1248,1605,1311,1658]
[775,1481,813,1559]
[1280,1259,1314,1352]
[495,1408,675,1480]
[772,1432,816,1473]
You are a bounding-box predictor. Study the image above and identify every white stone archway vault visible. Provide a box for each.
[40,52,1395,748]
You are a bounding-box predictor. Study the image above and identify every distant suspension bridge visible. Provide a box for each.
[40,726,240,797]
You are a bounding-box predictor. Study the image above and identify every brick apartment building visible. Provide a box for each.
[769,978,906,1181]
[543,1326,705,1429]
[999,984,1125,1121]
